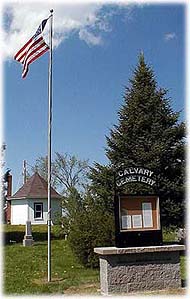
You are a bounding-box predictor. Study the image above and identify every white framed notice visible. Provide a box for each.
[142,202,153,228]
[132,215,142,228]
[121,215,132,229]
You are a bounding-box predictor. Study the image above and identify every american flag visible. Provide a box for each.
[14,18,50,78]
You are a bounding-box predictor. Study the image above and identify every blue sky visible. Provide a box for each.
[3,2,185,193]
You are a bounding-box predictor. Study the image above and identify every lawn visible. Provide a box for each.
[4,239,100,295]
[3,225,186,295]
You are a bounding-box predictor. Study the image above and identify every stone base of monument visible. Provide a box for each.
[94,245,185,295]
[23,235,34,246]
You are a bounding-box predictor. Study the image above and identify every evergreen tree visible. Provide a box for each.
[88,163,114,212]
[68,54,185,268]
[106,53,185,226]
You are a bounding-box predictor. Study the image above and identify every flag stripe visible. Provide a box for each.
[27,46,49,67]
[14,37,33,61]
[22,48,49,78]
[22,45,49,78]
[22,38,49,71]
[16,36,44,63]
[19,37,43,63]
[21,36,46,64]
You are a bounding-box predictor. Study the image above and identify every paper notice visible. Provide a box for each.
[121,215,132,229]
[132,215,142,228]
[142,202,153,228]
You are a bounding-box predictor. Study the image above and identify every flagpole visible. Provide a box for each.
[48,8,53,283]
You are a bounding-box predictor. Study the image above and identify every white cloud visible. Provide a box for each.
[79,28,102,46]
[164,32,177,41]
[2,2,122,60]
[2,1,137,60]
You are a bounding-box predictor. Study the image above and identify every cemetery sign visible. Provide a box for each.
[114,165,162,247]
[116,167,156,187]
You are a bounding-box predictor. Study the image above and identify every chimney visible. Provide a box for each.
[7,174,12,197]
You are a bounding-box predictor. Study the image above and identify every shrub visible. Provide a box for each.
[68,204,115,268]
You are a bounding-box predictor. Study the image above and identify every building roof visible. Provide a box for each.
[9,172,62,200]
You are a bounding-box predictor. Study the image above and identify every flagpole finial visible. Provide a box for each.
[50,9,53,13]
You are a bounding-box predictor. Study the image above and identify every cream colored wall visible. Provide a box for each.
[11,199,28,224]
[11,198,61,225]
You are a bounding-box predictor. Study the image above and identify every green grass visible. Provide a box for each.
[3,225,186,295]
[3,224,99,294]
[162,227,178,243]
[4,239,99,295]
[180,255,186,281]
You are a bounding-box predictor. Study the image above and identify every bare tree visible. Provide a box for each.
[53,152,89,193]
[32,152,89,194]
[32,156,58,188]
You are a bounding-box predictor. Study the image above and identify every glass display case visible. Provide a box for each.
[114,194,163,247]
[119,195,160,231]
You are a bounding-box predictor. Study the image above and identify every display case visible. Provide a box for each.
[114,194,163,247]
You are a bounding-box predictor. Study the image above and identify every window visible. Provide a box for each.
[34,203,43,219]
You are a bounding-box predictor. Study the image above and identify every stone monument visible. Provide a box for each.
[23,220,34,246]
[94,244,185,294]
[94,165,185,294]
